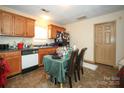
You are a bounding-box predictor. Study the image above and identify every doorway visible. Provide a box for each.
[94,21,116,66]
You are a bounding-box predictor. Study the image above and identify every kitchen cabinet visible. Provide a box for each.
[48,24,66,39]
[38,47,57,66]
[25,19,35,37]
[0,10,35,37]
[0,51,21,77]
[57,26,65,32]
[14,15,26,36]
[0,11,14,36]
[0,10,1,34]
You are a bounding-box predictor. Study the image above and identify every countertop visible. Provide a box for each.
[0,46,58,53]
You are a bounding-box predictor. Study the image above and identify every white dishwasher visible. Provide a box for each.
[21,48,39,73]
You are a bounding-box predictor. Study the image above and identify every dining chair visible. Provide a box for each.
[66,49,79,88]
[76,48,87,81]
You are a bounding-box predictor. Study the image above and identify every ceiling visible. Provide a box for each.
[4,5,124,25]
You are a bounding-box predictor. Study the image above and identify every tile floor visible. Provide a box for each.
[5,64,119,88]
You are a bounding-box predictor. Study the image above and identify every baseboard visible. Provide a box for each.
[22,65,39,74]
[84,59,119,69]
[84,59,95,64]
[7,73,21,79]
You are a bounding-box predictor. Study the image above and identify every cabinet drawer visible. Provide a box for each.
[38,47,57,53]
[0,51,21,58]
[4,51,21,57]
[0,53,5,58]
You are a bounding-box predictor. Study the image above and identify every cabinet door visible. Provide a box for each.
[6,56,21,77]
[51,27,57,38]
[26,19,35,37]
[46,48,56,54]
[0,10,1,34]
[0,51,21,77]
[1,11,14,35]
[48,25,57,39]
[38,48,57,66]
[14,15,26,36]
[59,27,65,32]
[38,52,48,66]
[48,24,66,39]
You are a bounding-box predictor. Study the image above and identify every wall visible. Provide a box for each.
[0,6,58,45]
[64,10,124,66]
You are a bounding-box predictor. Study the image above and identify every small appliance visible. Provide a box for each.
[0,44,9,50]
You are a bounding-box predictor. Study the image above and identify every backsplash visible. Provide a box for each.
[0,36,55,46]
[0,36,33,45]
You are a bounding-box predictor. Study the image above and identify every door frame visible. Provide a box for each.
[94,21,116,66]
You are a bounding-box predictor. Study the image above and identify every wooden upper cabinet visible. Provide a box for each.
[0,10,35,37]
[1,11,14,36]
[14,15,26,36]
[48,25,56,39]
[48,24,66,39]
[25,19,35,37]
[56,26,65,32]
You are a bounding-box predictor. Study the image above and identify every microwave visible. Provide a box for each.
[0,44,9,50]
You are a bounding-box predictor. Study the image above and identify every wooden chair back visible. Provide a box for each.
[68,49,79,76]
[76,48,87,68]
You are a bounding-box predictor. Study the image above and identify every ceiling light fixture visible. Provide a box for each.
[42,15,50,20]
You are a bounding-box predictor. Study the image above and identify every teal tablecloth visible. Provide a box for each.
[43,55,70,83]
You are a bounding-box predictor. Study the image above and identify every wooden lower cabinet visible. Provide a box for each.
[0,51,21,77]
[38,47,57,66]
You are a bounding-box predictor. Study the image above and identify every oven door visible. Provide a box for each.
[22,54,38,69]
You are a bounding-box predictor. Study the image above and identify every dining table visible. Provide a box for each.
[43,54,70,88]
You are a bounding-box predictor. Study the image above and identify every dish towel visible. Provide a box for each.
[0,58,10,87]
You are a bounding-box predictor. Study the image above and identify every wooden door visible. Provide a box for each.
[14,15,26,36]
[26,19,35,37]
[95,21,116,66]
[1,11,14,35]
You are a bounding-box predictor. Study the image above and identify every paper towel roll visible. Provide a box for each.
[73,45,77,50]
